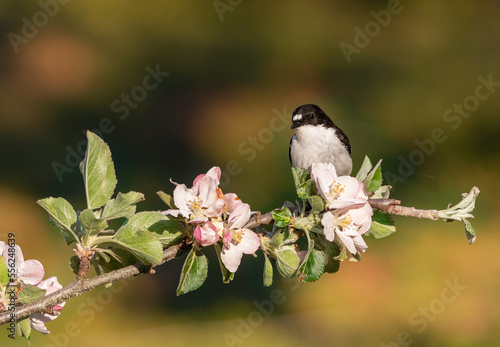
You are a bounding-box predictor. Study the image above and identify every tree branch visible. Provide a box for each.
[0,242,190,325]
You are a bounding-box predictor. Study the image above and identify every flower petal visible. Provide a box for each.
[172,184,195,218]
[321,211,337,242]
[227,203,251,230]
[2,243,24,273]
[235,229,260,254]
[220,245,242,273]
[194,222,220,247]
[18,260,45,286]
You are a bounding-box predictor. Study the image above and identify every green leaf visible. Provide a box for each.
[16,318,31,343]
[323,240,341,274]
[0,257,9,287]
[463,218,476,245]
[263,252,273,287]
[368,210,396,239]
[214,243,234,284]
[363,159,383,193]
[37,197,79,245]
[372,185,392,199]
[297,248,326,282]
[91,249,139,276]
[307,195,325,213]
[292,167,316,199]
[276,246,300,278]
[101,191,145,220]
[118,212,184,247]
[17,285,47,305]
[157,190,176,209]
[272,207,292,228]
[78,209,108,235]
[177,248,208,295]
[355,156,373,182]
[80,131,117,209]
[108,232,163,265]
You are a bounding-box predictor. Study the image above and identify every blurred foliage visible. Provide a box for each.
[0,1,499,346]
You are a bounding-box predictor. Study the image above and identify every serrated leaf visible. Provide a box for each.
[101,191,145,220]
[214,243,234,284]
[17,285,47,305]
[272,207,292,228]
[157,190,176,209]
[292,167,316,199]
[372,185,392,199]
[107,232,163,265]
[292,167,310,187]
[80,131,117,209]
[463,218,476,245]
[0,257,9,287]
[118,212,184,247]
[16,318,31,343]
[297,248,326,282]
[263,253,273,287]
[37,197,78,245]
[364,159,383,193]
[177,248,208,295]
[307,195,325,213]
[355,156,373,181]
[368,210,396,239]
[276,246,300,278]
[78,209,108,235]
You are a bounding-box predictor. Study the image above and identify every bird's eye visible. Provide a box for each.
[309,112,315,119]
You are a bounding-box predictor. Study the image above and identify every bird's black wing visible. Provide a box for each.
[335,127,351,154]
[288,136,294,164]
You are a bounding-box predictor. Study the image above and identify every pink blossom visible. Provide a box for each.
[321,203,373,255]
[193,222,220,247]
[220,204,260,273]
[163,166,224,222]
[30,277,65,335]
[0,241,44,285]
[311,163,369,209]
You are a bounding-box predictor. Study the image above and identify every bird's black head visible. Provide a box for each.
[290,104,335,129]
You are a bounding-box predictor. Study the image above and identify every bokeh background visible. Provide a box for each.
[1,1,499,346]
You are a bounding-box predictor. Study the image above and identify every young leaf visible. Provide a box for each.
[16,318,31,343]
[463,218,476,245]
[297,248,326,282]
[355,156,373,182]
[276,246,300,278]
[17,285,47,305]
[157,190,177,209]
[363,159,383,193]
[78,209,108,235]
[307,195,325,213]
[177,248,208,295]
[91,249,138,276]
[323,240,341,274]
[80,131,117,209]
[292,167,310,188]
[368,210,396,239]
[272,207,292,228]
[101,191,145,220]
[263,252,273,287]
[108,232,163,265]
[69,255,80,275]
[118,211,184,247]
[214,243,234,284]
[292,167,316,199]
[37,197,79,245]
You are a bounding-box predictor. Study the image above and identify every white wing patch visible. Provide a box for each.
[292,113,302,122]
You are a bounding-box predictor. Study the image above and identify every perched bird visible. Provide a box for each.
[289,104,352,176]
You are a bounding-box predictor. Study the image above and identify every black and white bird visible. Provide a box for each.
[289,104,352,176]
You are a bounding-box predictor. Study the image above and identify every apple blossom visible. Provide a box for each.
[30,276,65,334]
[321,203,373,255]
[220,204,260,273]
[193,222,220,247]
[311,163,369,209]
[0,241,44,286]
[164,166,224,222]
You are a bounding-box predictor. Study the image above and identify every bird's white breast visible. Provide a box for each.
[290,125,352,176]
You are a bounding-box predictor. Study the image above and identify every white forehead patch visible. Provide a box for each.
[292,113,302,122]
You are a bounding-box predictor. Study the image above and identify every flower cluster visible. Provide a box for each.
[311,163,373,255]
[164,167,260,272]
[0,242,64,334]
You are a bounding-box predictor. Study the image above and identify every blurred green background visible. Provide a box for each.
[1,1,499,346]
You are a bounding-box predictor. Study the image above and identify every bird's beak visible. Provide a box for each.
[291,122,300,129]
